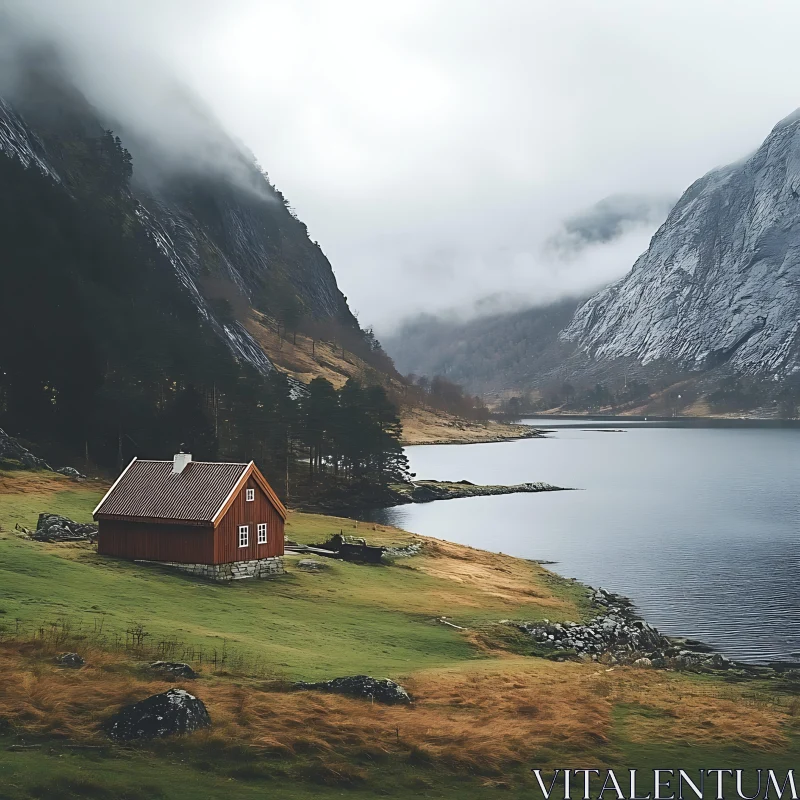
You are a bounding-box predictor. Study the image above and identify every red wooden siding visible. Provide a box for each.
[97,520,215,563]
[214,475,285,562]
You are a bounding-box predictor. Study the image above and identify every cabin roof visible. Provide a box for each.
[93,459,286,524]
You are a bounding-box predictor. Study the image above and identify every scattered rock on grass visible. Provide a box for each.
[56,466,86,479]
[383,542,424,558]
[148,661,198,679]
[104,688,211,741]
[293,675,412,705]
[297,559,326,570]
[55,653,84,668]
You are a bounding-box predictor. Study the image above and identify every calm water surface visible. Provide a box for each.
[368,422,800,663]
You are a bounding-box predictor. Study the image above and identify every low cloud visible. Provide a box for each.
[0,2,274,201]
[377,221,659,337]
[546,194,675,257]
[1,1,799,334]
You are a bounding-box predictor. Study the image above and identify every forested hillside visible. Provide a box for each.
[384,298,581,396]
[0,55,409,495]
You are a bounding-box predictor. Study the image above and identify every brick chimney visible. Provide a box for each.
[173,449,192,474]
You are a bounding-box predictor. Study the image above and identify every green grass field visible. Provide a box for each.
[1,470,798,799]
[0,734,537,800]
[0,471,587,680]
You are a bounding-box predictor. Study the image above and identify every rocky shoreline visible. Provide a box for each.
[513,587,798,681]
[299,477,571,513]
[395,479,570,503]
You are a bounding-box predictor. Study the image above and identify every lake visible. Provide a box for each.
[367,421,800,664]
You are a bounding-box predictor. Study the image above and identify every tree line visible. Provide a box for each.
[403,374,490,421]
[153,372,409,498]
[0,133,409,498]
[501,374,800,419]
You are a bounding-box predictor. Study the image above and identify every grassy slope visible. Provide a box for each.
[245,313,377,390]
[244,312,539,444]
[0,472,584,681]
[399,406,538,446]
[0,471,798,799]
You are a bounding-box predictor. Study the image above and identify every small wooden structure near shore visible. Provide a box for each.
[93,452,286,581]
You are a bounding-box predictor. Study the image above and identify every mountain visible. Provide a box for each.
[388,112,800,416]
[0,55,398,468]
[562,111,800,379]
[1,59,359,378]
[384,299,581,396]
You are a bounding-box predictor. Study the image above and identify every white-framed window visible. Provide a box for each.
[257,523,268,544]
[238,525,249,548]
[246,488,255,502]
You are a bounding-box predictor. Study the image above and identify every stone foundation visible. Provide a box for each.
[135,556,285,581]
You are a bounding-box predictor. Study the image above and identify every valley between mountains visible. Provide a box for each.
[1,29,800,800]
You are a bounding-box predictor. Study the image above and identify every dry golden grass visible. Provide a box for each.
[0,643,607,773]
[0,470,79,496]
[414,539,575,612]
[244,311,536,446]
[602,670,790,751]
[399,405,537,445]
[245,314,375,390]
[0,641,167,741]
[1,643,791,775]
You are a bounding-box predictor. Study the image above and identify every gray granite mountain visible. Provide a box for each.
[562,111,800,378]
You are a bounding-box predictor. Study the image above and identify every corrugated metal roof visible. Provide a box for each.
[94,460,250,523]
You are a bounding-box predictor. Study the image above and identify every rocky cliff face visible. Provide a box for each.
[0,72,358,378]
[562,111,800,378]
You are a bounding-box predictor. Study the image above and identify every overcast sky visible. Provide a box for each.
[6,0,800,332]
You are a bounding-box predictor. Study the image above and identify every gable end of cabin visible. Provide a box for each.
[214,468,286,564]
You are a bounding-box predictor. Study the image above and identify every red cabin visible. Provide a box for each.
[93,452,286,581]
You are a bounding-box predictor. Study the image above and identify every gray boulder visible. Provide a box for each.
[56,466,86,479]
[32,513,97,542]
[148,661,198,680]
[0,428,51,471]
[293,675,412,705]
[55,652,84,668]
[104,688,211,741]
